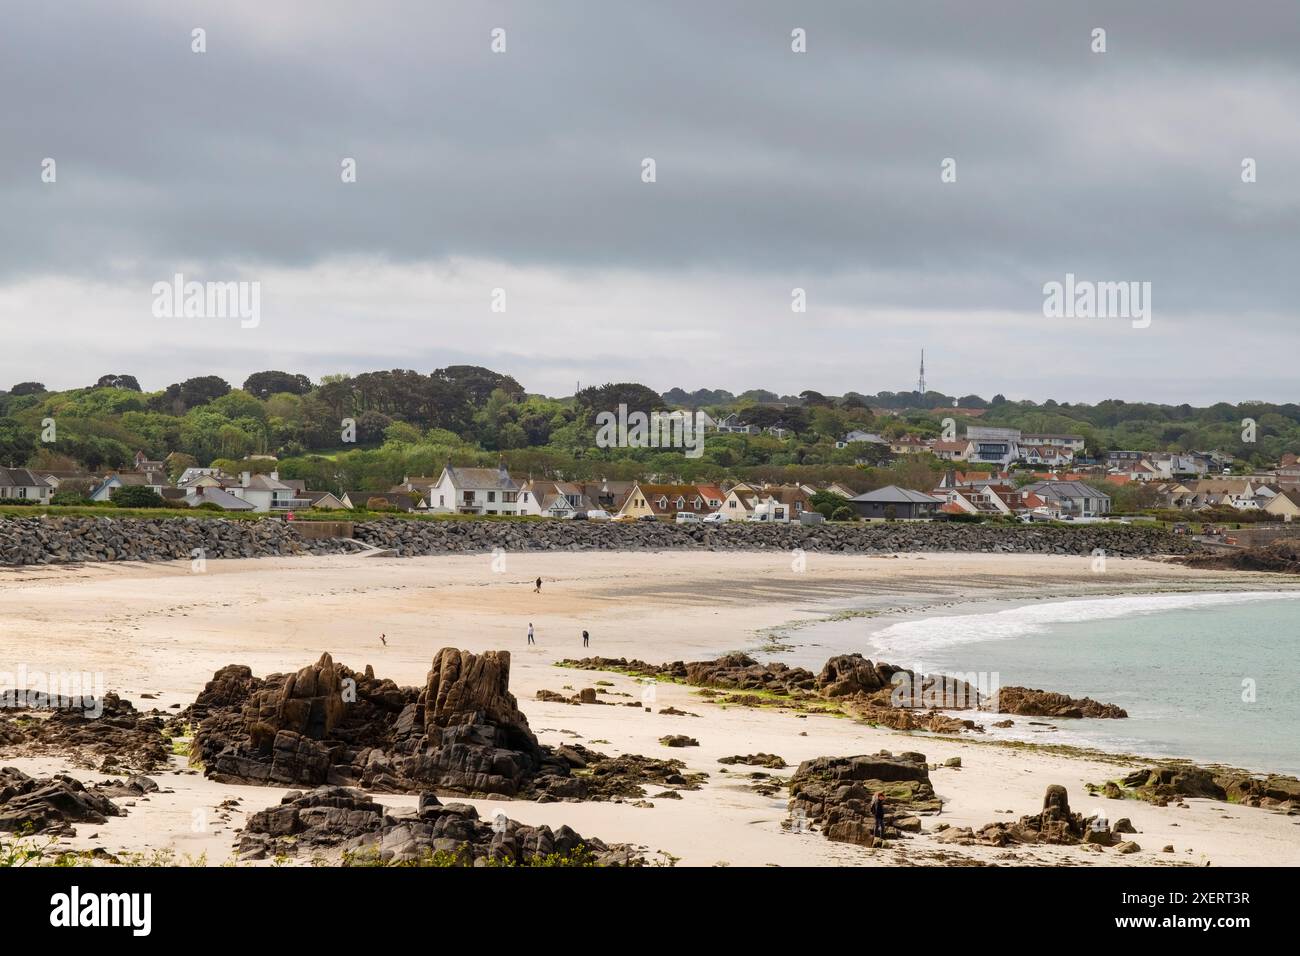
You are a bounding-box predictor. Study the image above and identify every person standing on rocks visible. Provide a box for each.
[582,629,589,648]
[527,622,535,645]
[534,576,543,593]
[871,791,887,839]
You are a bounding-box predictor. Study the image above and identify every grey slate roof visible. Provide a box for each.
[850,485,940,504]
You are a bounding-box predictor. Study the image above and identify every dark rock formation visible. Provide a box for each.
[0,693,172,772]
[0,767,123,833]
[719,753,788,769]
[995,686,1128,719]
[1176,539,1300,574]
[787,752,940,847]
[237,785,644,865]
[190,649,705,802]
[936,785,1129,848]
[564,651,1125,732]
[1121,766,1226,802]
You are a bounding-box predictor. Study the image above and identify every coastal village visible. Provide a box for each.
[4,422,1300,525]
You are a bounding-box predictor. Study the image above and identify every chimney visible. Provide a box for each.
[270,470,279,481]
[241,471,251,487]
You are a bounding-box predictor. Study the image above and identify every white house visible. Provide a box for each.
[227,471,306,512]
[429,464,520,515]
[0,467,53,504]
[519,479,593,518]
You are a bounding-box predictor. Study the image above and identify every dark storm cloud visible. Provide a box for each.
[1,0,1298,399]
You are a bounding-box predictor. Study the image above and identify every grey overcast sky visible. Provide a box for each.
[2,0,1297,403]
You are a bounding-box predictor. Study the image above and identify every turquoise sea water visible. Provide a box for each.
[793,592,1300,776]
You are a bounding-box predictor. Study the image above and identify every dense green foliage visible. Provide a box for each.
[2,370,1293,500]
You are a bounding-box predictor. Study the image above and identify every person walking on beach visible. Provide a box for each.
[870,791,887,840]
[527,622,535,645]
[380,633,387,647]
[534,576,543,594]
[582,629,589,648]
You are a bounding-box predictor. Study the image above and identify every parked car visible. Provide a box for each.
[568,511,588,520]
[674,512,700,524]
[586,509,612,520]
[637,514,659,522]
[702,511,729,524]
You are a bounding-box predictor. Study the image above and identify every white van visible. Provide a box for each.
[674,512,701,524]
[586,509,612,520]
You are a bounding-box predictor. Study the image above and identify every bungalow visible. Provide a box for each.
[89,471,168,502]
[849,485,940,520]
[183,486,255,511]
[428,463,520,515]
[0,467,53,504]
[888,436,928,455]
[1019,480,1111,518]
[930,440,969,462]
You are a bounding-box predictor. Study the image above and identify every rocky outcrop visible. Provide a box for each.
[0,767,123,833]
[719,753,788,769]
[936,785,1128,848]
[1214,773,1300,813]
[237,786,644,866]
[787,752,939,847]
[1,515,1198,567]
[1176,539,1300,574]
[1121,766,1225,802]
[190,650,705,802]
[994,686,1128,719]
[0,693,173,773]
[565,652,1125,733]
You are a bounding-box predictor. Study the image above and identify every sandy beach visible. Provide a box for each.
[4,550,1299,867]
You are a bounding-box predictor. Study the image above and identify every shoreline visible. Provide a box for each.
[3,551,1298,867]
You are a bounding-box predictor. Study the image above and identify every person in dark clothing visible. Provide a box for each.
[534,577,542,593]
[380,633,387,646]
[582,629,589,648]
[871,791,886,839]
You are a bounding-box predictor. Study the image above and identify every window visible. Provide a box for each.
[462,491,475,505]
[504,492,518,503]
[488,491,496,503]
[439,495,445,506]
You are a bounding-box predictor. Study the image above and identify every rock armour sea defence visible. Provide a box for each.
[0,514,1198,566]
